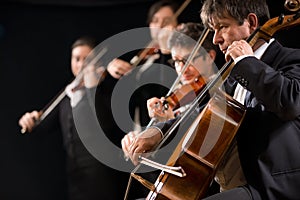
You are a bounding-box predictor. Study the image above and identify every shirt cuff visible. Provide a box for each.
[147,126,164,138]
[233,55,254,64]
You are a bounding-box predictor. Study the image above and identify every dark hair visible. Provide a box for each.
[71,36,98,50]
[200,0,270,29]
[147,0,179,24]
[168,22,217,52]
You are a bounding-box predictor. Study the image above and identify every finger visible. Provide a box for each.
[128,131,138,139]
[127,142,137,164]
[225,46,235,62]
[23,112,35,125]
[83,65,95,72]
[19,118,32,133]
[121,138,130,159]
[32,111,41,120]
[115,71,123,77]
[148,110,154,118]
[121,136,129,152]
[21,111,40,132]
[147,99,159,111]
[23,117,35,132]
[129,138,137,154]
[114,59,132,73]
[96,67,105,75]
[131,147,144,166]
[124,131,136,147]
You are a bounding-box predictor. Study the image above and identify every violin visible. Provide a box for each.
[20,48,108,134]
[130,43,160,67]
[162,76,206,111]
[144,26,211,128]
[129,0,192,68]
[127,7,300,200]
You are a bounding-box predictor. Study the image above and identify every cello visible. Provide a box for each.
[127,3,300,200]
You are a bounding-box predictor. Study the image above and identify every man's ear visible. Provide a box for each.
[208,49,216,61]
[247,13,259,32]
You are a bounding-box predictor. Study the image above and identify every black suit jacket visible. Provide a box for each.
[229,40,300,200]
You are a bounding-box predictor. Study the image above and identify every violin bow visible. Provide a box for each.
[130,0,192,69]
[21,47,108,134]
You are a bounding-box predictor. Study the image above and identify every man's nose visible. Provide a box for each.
[177,61,186,72]
[213,31,222,45]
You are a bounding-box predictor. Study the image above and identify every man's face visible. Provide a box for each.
[149,6,177,42]
[210,15,252,54]
[71,45,92,76]
[171,46,213,84]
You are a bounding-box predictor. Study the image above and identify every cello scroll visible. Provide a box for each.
[285,0,300,12]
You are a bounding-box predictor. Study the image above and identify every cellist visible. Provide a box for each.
[122,0,300,199]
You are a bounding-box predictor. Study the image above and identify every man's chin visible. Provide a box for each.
[181,79,192,85]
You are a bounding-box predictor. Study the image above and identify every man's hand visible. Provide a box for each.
[19,110,42,133]
[83,65,105,88]
[107,58,133,79]
[147,97,174,122]
[121,128,162,165]
[225,40,254,62]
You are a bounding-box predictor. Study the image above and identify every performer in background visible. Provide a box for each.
[18,36,129,200]
[97,0,179,141]
[93,2,180,199]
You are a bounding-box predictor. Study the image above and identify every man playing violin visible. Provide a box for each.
[18,36,130,200]
[99,0,179,135]
[122,0,300,199]
[146,22,219,123]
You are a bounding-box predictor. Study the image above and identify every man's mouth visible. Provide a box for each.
[221,47,227,54]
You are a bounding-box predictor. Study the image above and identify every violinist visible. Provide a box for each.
[92,1,180,199]
[98,0,179,138]
[146,22,219,123]
[18,36,130,200]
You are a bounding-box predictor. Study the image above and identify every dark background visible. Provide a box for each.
[0,0,299,199]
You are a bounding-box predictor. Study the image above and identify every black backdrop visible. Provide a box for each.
[0,0,299,199]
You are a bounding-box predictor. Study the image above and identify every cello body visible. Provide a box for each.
[147,90,246,200]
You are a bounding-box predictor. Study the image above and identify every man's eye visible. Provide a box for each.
[163,19,171,24]
[75,57,81,62]
[151,18,159,23]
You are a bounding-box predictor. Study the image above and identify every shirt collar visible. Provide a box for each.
[254,38,275,59]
